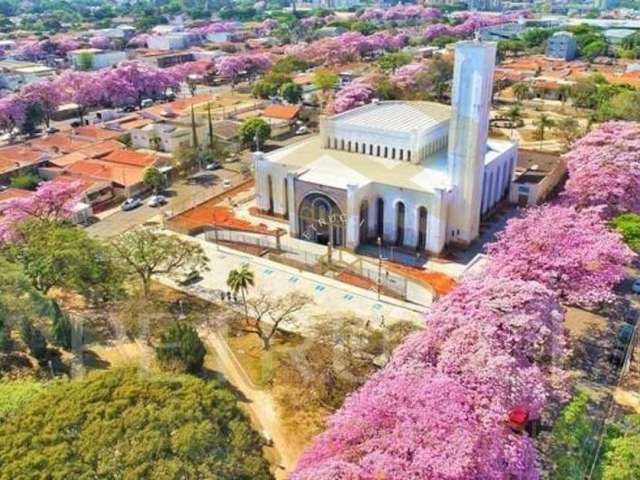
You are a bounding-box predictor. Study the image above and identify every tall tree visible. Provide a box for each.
[112,229,209,297]
[226,263,254,321]
[244,291,310,351]
[156,323,206,373]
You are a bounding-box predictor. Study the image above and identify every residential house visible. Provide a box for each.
[0,60,56,91]
[69,48,127,70]
[262,104,301,137]
[0,145,50,184]
[509,150,566,207]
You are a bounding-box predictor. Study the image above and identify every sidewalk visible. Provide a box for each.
[165,233,428,331]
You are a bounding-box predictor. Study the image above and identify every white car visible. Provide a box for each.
[223,179,232,188]
[296,125,310,135]
[632,278,640,294]
[148,195,168,208]
[121,197,142,211]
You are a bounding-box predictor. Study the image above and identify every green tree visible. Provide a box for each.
[239,117,271,149]
[280,82,303,104]
[534,113,555,148]
[111,229,209,297]
[549,392,595,479]
[50,301,73,351]
[251,71,292,99]
[271,56,309,74]
[313,69,338,107]
[0,317,10,352]
[414,58,453,102]
[143,166,166,193]
[75,51,94,71]
[607,90,640,121]
[156,323,206,373]
[555,117,581,150]
[377,51,411,73]
[512,82,530,103]
[601,415,640,480]
[226,263,254,321]
[504,104,523,132]
[9,172,40,190]
[522,27,556,48]
[18,318,47,360]
[8,220,124,303]
[610,213,640,252]
[0,369,273,479]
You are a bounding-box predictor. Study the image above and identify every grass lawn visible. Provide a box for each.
[226,330,303,388]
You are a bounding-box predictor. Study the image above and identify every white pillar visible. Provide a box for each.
[253,151,269,211]
[346,184,359,248]
[447,40,496,244]
[287,172,297,236]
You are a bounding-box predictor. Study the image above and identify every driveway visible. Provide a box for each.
[87,169,243,238]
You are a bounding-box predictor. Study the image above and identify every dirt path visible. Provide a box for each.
[201,330,298,478]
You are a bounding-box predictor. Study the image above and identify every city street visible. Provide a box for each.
[87,168,243,238]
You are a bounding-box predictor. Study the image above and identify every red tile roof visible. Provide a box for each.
[73,126,122,141]
[29,134,92,154]
[0,187,32,203]
[102,149,157,168]
[64,159,145,188]
[263,104,300,121]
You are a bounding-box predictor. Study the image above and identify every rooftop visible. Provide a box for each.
[264,136,513,193]
[0,187,32,203]
[332,101,451,134]
[263,104,300,121]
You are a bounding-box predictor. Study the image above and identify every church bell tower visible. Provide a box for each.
[446,39,496,245]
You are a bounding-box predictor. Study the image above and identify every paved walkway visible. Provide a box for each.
[201,330,295,478]
[165,233,427,330]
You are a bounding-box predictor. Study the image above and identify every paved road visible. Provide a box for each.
[87,169,242,238]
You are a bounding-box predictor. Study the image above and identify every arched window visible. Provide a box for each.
[376,198,384,240]
[395,202,406,246]
[267,175,274,214]
[417,207,428,251]
[359,200,369,244]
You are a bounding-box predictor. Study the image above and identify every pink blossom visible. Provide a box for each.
[563,121,640,216]
[214,52,271,80]
[333,79,375,113]
[0,94,27,133]
[89,35,112,50]
[391,63,426,88]
[0,180,84,242]
[487,204,635,305]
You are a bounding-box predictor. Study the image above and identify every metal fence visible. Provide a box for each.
[203,229,408,298]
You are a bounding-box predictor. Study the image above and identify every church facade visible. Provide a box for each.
[254,40,517,255]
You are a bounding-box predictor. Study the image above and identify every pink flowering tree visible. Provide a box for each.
[21,79,65,128]
[333,79,375,113]
[127,34,149,48]
[293,276,566,479]
[90,35,112,50]
[214,53,272,85]
[0,180,84,242]
[57,70,104,123]
[487,205,635,305]
[0,94,27,136]
[391,63,427,88]
[563,121,640,216]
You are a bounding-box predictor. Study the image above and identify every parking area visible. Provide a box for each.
[87,168,243,238]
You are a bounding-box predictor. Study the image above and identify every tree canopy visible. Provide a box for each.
[0,369,273,480]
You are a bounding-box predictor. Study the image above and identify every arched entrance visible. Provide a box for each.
[395,201,405,246]
[376,198,384,240]
[417,207,428,251]
[298,193,344,246]
[359,200,369,244]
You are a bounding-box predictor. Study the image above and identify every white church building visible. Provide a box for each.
[254,40,517,255]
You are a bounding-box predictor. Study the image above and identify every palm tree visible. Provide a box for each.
[535,114,555,150]
[512,82,529,104]
[505,105,523,137]
[227,264,254,320]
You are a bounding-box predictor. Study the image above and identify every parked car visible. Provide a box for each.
[178,270,202,286]
[46,127,60,134]
[632,278,640,294]
[296,125,310,135]
[70,120,81,128]
[147,195,168,208]
[205,162,221,171]
[140,98,154,108]
[121,197,143,211]
[122,105,137,113]
[223,179,232,188]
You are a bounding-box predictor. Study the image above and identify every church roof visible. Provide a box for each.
[332,101,451,133]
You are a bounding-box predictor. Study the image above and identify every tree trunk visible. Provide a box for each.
[262,336,271,351]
